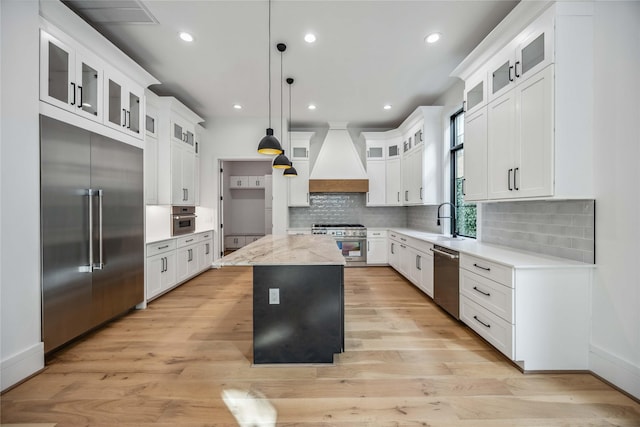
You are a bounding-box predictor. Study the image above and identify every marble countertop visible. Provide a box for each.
[216,234,346,266]
[389,228,594,269]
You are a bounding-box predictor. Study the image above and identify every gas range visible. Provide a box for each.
[312,223,367,237]
[312,224,367,266]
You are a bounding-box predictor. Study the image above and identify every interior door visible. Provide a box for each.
[90,133,144,326]
[40,116,93,353]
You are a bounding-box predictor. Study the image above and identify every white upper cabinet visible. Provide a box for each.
[171,115,195,149]
[399,107,442,206]
[463,107,488,202]
[488,66,554,201]
[363,134,387,206]
[366,161,386,206]
[366,139,386,160]
[454,2,595,201]
[104,68,144,138]
[488,8,554,102]
[288,160,310,207]
[40,30,103,124]
[290,136,310,161]
[144,103,159,205]
[39,5,159,146]
[463,68,487,116]
[385,137,402,206]
[149,95,203,206]
[288,132,313,207]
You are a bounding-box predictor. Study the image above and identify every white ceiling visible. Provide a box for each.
[64,0,518,129]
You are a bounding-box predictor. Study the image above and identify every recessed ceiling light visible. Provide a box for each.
[233,104,242,110]
[383,104,392,110]
[308,104,316,110]
[425,32,441,44]
[304,33,316,43]
[179,32,194,42]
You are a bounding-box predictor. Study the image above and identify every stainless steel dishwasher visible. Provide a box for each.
[431,245,460,319]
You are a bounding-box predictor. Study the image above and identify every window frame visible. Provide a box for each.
[449,108,476,238]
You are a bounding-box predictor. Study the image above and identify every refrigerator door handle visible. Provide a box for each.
[93,189,104,270]
[81,188,94,273]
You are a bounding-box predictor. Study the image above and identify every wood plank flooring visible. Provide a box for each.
[2,266,639,426]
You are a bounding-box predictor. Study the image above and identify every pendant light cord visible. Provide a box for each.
[288,77,292,150]
[268,0,272,128]
[280,50,283,141]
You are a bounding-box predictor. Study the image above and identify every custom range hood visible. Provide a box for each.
[309,123,369,193]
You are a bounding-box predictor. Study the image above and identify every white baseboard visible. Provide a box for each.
[590,344,640,399]
[1,342,44,391]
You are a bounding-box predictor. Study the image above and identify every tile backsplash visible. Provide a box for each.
[407,206,442,233]
[289,193,407,228]
[481,200,595,264]
[289,193,445,232]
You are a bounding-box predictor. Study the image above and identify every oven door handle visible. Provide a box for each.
[174,214,197,220]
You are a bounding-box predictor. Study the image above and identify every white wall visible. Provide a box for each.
[0,0,44,391]
[589,0,640,398]
[199,117,287,257]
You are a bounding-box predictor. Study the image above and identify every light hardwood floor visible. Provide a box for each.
[2,266,639,426]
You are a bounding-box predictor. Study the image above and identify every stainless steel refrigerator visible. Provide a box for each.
[40,115,144,353]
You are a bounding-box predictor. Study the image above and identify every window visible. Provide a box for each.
[450,109,477,238]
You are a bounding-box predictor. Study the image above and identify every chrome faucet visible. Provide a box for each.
[437,202,457,238]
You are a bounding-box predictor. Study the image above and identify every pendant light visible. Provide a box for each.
[257,0,283,155]
[283,77,298,177]
[272,43,292,169]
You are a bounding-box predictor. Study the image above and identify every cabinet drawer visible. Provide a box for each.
[460,269,513,323]
[367,230,387,238]
[460,295,514,359]
[460,254,513,287]
[198,231,213,242]
[224,235,246,249]
[410,238,433,254]
[147,239,176,257]
[176,235,198,248]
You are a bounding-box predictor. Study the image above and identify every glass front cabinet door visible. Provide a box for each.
[39,30,103,123]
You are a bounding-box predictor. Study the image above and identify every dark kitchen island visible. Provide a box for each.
[216,234,346,364]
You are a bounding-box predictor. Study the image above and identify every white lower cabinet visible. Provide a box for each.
[224,234,264,250]
[197,235,214,271]
[460,296,515,358]
[388,232,434,299]
[176,235,199,283]
[411,248,434,297]
[146,230,214,302]
[367,230,388,264]
[146,240,177,300]
[388,237,399,270]
[459,253,590,370]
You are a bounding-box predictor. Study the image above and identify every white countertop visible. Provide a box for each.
[389,228,594,269]
[146,228,214,244]
[216,234,346,266]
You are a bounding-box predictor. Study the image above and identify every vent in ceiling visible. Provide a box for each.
[63,0,158,24]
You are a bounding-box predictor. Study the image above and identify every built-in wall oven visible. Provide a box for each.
[171,206,196,236]
[312,224,367,266]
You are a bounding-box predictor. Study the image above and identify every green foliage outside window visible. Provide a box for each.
[455,177,477,238]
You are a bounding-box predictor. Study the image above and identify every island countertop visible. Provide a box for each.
[216,234,346,266]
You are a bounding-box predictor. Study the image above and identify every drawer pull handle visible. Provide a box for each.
[186,239,194,243]
[473,286,491,297]
[473,315,491,328]
[400,238,407,242]
[158,245,169,250]
[473,263,491,271]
